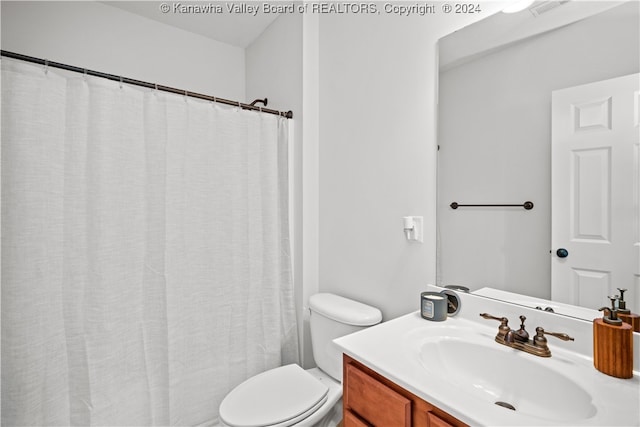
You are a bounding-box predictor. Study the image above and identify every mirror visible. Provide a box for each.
[436,1,640,317]
[473,286,602,320]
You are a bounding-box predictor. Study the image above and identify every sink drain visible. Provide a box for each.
[495,401,516,411]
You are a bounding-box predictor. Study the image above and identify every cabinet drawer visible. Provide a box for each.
[427,412,456,427]
[344,409,372,427]
[344,363,411,426]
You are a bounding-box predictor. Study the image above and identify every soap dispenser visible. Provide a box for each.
[616,288,640,332]
[593,295,633,379]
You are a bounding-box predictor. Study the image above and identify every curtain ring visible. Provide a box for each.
[119,76,123,89]
[83,68,88,80]
[44,59,49,74]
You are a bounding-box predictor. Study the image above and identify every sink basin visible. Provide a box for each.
[337,292,639,427]
[418,328,597,423]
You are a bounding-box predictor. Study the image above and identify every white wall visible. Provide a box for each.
[0,1,245,100]
[246,14,302,115]
[438,2,640,299]
[243,5,507,366]
[316,5,503,321]
[1,0,508,363]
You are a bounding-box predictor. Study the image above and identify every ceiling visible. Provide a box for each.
[440,0,627,71]
[105,1,628,59]
[103,1,279,48]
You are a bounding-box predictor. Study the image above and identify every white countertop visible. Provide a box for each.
[334,287,640,426]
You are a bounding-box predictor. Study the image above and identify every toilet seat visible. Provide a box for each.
[219,364,329,427]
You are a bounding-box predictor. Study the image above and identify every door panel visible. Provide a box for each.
[552,73,640,310]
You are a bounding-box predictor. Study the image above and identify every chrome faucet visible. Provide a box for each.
[480,313,574,357]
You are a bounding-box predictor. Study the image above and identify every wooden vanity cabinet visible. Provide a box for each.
[342,355,467,427]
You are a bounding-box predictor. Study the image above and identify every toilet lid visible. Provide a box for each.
[219,364,329,427]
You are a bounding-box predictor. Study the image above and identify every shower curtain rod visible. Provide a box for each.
[0,50,293,119]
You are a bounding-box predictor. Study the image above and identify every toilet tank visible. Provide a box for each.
[308,293,382,382]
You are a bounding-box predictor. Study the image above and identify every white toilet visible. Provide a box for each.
[219,293,382,427]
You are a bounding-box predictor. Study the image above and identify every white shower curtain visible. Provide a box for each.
[1,59,298,426]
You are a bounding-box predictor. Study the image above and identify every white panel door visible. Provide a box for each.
[551,73,640,310]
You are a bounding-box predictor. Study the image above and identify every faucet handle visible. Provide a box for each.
[480,313,507,322]
[534,327,575,344]
[479,313,510,339]
[544,331,574,341]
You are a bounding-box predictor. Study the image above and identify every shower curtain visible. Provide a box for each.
[1,59,298,426]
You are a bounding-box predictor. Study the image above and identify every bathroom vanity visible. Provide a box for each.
[343,354,465,426]
[334,286,640,426]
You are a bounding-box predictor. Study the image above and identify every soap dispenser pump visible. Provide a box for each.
[616,288,640,332]
[593,295,633,379]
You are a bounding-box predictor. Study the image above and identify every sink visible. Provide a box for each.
[336,289,639,426]
[417,327,597,423]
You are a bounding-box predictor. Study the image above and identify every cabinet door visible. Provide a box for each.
[344,363,411,426]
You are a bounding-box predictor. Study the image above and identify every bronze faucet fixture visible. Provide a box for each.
[480,313,574,357]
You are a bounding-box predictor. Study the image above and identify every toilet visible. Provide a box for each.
[219,293,382,427]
